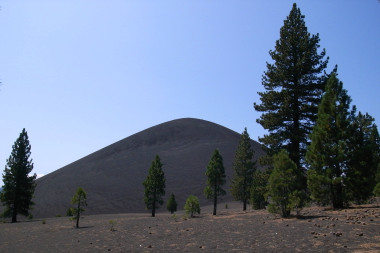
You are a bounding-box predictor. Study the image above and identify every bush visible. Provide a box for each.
[66,208,73,217]
[373,182,380,197]
[109,220,116,231]
[184,195,200,218]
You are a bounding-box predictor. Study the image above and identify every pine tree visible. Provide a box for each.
[143,155,166,217]
[375,164,380,197]
[306,73,351,209]
[1,129,36,223]
[267,150,300,217]
[254,3,329,181]
[204,149,226,215]
[250,170,269,209]
[346,110,380,203]
[184,195,200,218]
[166,193,177,214]
[231,128,256,211]
[71,187,87,228]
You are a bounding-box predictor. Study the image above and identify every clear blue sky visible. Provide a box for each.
[1,1,379,179]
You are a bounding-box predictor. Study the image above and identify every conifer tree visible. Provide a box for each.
[71,187,87,228]
[254,3,329,181]
[1,129,36,223]
[306,73,351,208]
[166,193,177,214]
[346,110,380,203]
[250,170,269,209]
[143,155,166,217]
[374,164,380,197]
[204,149,226,215]
[231,128,256,211]
[267,150,300,217]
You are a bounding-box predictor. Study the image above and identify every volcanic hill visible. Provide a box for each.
[33,118,265,218]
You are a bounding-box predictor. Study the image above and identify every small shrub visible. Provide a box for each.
[42,219,46,224]
[184,195,201,218]
[373,182,380,197]
[27,214,33,220]
[109,220,116,232]
[225,204,228,209]
[56,214,61,217]
[171,214,178,222]
[66,208,73,217]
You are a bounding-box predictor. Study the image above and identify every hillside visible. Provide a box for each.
[32,118,265,218]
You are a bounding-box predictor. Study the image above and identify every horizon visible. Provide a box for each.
[1,1,379,180]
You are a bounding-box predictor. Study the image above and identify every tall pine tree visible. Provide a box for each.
[306,73,351,208]
[231,128,256,211]
[204,149,226,215]
[143,155,166,217]
[254,3,329,180]
[1,129,36,223]
[346,110,380,203]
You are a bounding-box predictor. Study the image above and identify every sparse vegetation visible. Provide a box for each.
[109,220,116,231]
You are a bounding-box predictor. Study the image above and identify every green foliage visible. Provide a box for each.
[184,195,200,218]
[66,208,74,217]
[373,182,380,197]
[204,149,226,215]
[306,169,330,206]
[251,170,269,210]
[1,128,37,223]
[109,220,116,231]
[306,73,351,209]
[345,110,380,204]
[42,219,46,224]
[231,128,256,211]
[253,3,329,180]
[166,193,177,214]
[267,150,303,217]
[71,187,87,228]
[143,155,166,217]
[27,214,33,220]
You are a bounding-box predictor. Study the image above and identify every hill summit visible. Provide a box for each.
[33,118,265,218]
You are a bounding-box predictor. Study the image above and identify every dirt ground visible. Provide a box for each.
[1,202,379,252]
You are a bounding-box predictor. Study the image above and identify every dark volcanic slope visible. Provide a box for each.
[33,118,265,218]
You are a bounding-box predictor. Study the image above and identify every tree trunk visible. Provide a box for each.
[76,197,81,228]
[213,185,217,215]
[243,199,247,211]
[152,192,156,217]
[12,197,18,223]
[12,210,17,223]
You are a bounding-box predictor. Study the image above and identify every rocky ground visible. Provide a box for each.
[1,202,379,252]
